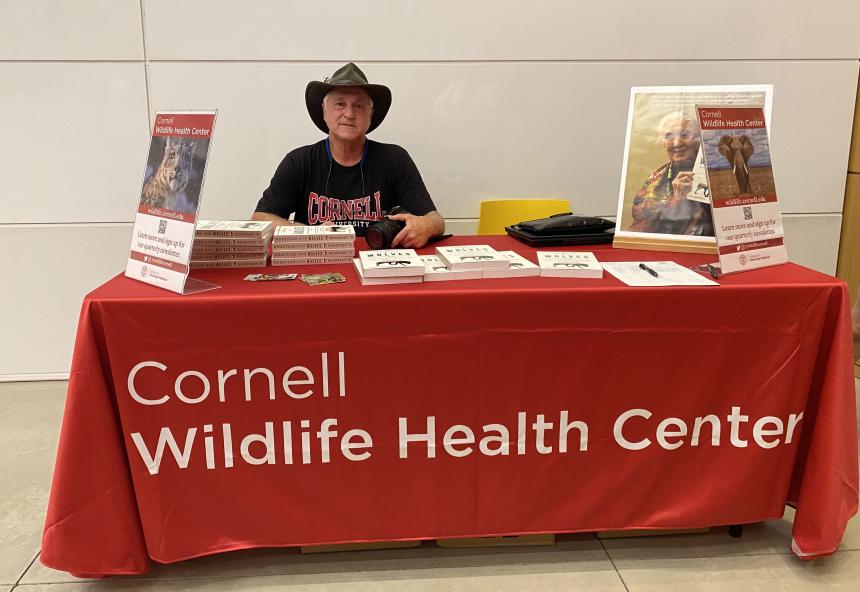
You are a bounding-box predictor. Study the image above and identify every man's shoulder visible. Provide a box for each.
[285,139,326,160]
[368,140,411,160]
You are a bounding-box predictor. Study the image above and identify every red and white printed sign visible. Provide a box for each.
[697,106,788,274]
[125,111,218,294]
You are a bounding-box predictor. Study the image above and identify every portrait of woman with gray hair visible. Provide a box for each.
[629,111,714,236]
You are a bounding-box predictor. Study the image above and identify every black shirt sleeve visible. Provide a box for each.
[254,152,301,218]
[394,148,437,216]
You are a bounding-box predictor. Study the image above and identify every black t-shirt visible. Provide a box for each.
[255,139,436,235]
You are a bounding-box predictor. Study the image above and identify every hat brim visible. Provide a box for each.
[305,81,392,134]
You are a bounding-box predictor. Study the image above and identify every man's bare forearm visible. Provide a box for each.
[425,210,445,238]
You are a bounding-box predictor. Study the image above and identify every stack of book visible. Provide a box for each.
[353,249,424,285]
[482,251,540,278]
[191,220,273,269]
[537,251,603,278]
[271,225,356,266]
[420,255,482,281]
[435,245,510,271]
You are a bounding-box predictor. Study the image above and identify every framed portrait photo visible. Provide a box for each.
[613,85,773,254]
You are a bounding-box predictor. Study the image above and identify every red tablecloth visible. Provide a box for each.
[41,236,858,576]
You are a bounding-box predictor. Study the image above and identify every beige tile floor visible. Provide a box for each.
[1,379,858,591]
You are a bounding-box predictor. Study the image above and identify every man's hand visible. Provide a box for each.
[389,211,444,249]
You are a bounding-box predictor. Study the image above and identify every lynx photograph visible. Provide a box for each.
[140,136,209,213]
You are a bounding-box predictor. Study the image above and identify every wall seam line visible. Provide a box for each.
[115,57,860,65]
[1,58,855,65]
[140,0,152,132]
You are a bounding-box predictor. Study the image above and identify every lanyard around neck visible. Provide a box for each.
[325,138,368,167]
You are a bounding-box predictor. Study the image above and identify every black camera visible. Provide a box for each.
[365,206,408,250]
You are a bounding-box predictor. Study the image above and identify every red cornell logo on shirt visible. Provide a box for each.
[308,192,382,224]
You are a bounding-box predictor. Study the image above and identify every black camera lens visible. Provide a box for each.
[366,206,408,250]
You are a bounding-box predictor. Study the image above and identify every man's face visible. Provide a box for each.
[323,88,373,143]
[659,118,700,167]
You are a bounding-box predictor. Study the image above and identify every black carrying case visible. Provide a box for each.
[505,213,615,246]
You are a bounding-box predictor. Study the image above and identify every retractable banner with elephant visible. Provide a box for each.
[696,106,788,274]
[614,85,773,255]
[125,111,219,295]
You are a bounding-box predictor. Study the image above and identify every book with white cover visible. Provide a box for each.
[273,225,356,242]
[537,251,603,278]
[271,256,353,266]
[482,251,540,278]
[192,244,269,255]
[435,245,509,270]
[190,256,267,269]
[420,255,483,282]
[195,220,273,238]
[190,251,270,261]
[192,236,272,247]
[358,249,424,277]
[273,241,355,252]
[353,259,424,285]
[271,247,355,258]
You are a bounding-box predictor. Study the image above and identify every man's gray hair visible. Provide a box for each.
[322,88,374,109]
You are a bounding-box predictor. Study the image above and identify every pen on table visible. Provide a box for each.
[705,264,720,279]
[639,263,659,278]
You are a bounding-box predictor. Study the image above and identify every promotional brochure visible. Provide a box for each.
[125,111,218,294]
[696,106,788,274]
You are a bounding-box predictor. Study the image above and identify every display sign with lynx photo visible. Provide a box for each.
[125,111,219,294]
[696,106,788,274]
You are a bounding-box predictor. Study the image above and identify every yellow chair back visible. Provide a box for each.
[477,199,571,235]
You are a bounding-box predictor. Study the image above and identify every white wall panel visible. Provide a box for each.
[0,0,143,60]
[782,214,842,276]
[0,63,149,224]
[147,61,857,222]
[446,219,480,236]
[0,225,132,378]
[143,0,860,61]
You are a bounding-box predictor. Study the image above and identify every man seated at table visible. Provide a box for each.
[252,62,445,249]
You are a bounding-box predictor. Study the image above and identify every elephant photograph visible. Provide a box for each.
[701,128,775,202]
[718,134,754,194]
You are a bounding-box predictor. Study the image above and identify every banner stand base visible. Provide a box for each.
[182,277,220,295]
